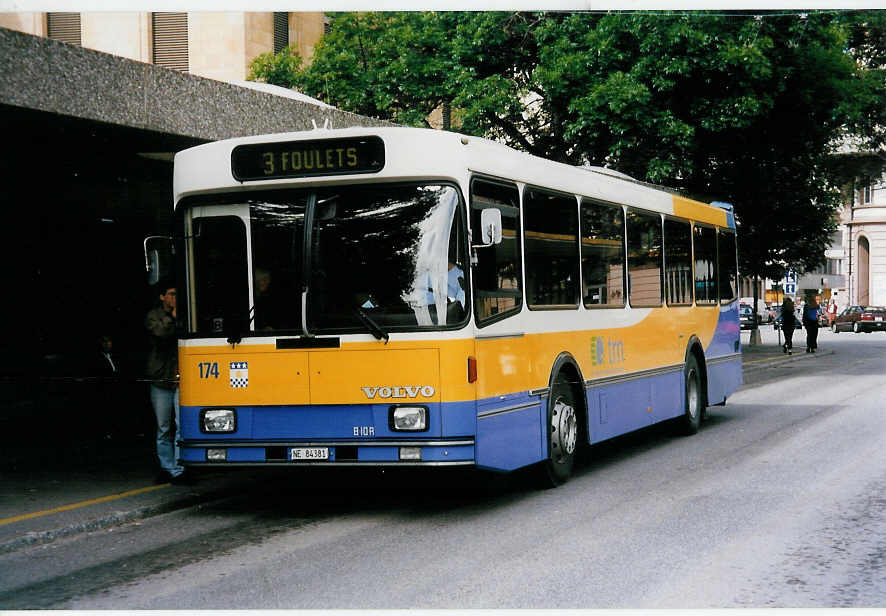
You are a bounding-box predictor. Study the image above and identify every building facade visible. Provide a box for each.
[0,24,387,425]
[846,172,886,307]
[0,11,326,83]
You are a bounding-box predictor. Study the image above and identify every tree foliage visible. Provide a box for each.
[248,11,885,281]
[248,45,304,88]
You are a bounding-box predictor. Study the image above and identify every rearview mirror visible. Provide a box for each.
[479,208,502,245]
[144,235,173,286]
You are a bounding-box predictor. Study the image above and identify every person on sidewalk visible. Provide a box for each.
[145,281,193,485]
[803,298,820,353]
[92,333,122,440]
[781,297,796,355]
[826,298,838,327]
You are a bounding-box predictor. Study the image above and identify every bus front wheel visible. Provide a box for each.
[538,376,579,488]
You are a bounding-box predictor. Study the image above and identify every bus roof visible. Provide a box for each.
[173,126,732,228]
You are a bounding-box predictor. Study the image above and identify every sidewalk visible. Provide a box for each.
[740,324,833,373]
[0,328,825,555]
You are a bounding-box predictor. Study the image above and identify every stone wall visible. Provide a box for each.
[0,26,392,143]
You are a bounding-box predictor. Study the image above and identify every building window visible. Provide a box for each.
[863,182,872,204]
[825,258,842,276]
[47,12,81,46]
[273,12,289,54]
[152,12,188,72]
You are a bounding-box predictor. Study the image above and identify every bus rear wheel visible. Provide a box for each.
[538,377,579,488]
[678,355,703,436]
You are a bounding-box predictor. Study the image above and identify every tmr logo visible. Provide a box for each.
[591,336,625,366]
[361,385,435,399]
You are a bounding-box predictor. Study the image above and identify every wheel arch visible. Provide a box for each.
[546,352,588,445]
[683,336,709,407]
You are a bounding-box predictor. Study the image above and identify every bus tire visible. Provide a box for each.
[537,375,579,488]
[678,354,703,436]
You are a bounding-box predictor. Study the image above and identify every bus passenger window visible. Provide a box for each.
[627,210,663,307]
[718,231,738,303]
[694,225,717,305]
[580,200,625,307]
[664,218,693,305]
[470,179,522,324]
[524,188,579,309]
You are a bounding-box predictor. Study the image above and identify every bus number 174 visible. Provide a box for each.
[198,362,220,379]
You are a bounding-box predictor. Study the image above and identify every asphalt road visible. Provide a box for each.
[1,326,884,609]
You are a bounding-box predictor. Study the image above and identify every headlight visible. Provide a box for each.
[391,406,428,431]
[202,409,236,433]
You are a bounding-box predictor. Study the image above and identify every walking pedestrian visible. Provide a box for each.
[826,298,838,327]
[803,298,820,353]
[781,297,796,355]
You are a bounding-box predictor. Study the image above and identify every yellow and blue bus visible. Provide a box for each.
[172,126,741,486]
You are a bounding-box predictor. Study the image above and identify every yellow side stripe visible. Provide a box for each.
[0,484,168,526]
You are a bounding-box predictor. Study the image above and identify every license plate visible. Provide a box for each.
[290,447,329,461]
[877,317,883,322]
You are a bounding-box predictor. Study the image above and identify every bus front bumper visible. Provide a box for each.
[179,439,475,467]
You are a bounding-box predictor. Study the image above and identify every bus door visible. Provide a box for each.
[471,178,544,472]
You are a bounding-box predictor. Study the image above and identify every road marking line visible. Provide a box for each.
[0,484,169,526]
[743,356,790,365]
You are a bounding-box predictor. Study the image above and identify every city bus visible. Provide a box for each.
[169,126,741,486]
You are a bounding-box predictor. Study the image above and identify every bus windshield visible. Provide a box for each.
[186,183,467,338]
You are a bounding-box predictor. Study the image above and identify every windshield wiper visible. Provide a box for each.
[354,307,390,344]
[300,192,318,338]
[225,305,254,347]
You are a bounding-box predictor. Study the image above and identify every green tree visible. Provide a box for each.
[250,11,885,282]
[290,12,458,127]
[248,45,303,88]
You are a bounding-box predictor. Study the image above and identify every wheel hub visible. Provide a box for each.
[551,397,577,460]
[687,369,699,419]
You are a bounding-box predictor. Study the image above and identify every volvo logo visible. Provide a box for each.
[361,385,435,399]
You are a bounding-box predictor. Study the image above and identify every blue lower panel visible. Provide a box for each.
[706,356,742,405]
[475,396,545,472]
[358,447,398,461]
[586,369,683,444]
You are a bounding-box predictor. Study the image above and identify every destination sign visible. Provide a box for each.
[231,136,385,181]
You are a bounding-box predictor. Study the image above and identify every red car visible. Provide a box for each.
[832,305,886,333]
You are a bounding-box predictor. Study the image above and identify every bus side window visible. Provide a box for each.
[694,225,717,305]
[664,218,693,305]
[718,230,738,303]
[524,187,579,309]
[626,209,663,307]
[580,199,625,307]
[471,179,522,324]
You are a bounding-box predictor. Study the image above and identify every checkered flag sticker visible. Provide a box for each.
[230,362,249,388]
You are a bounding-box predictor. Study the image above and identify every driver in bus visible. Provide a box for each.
[425,261,465,309]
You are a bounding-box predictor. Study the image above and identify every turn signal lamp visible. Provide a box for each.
[207,448,227,461]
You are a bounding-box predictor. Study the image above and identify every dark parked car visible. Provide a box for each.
[740,305,756,330]
[832,305,886,333]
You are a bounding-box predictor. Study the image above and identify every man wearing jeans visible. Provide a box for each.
[145,281,189,484]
